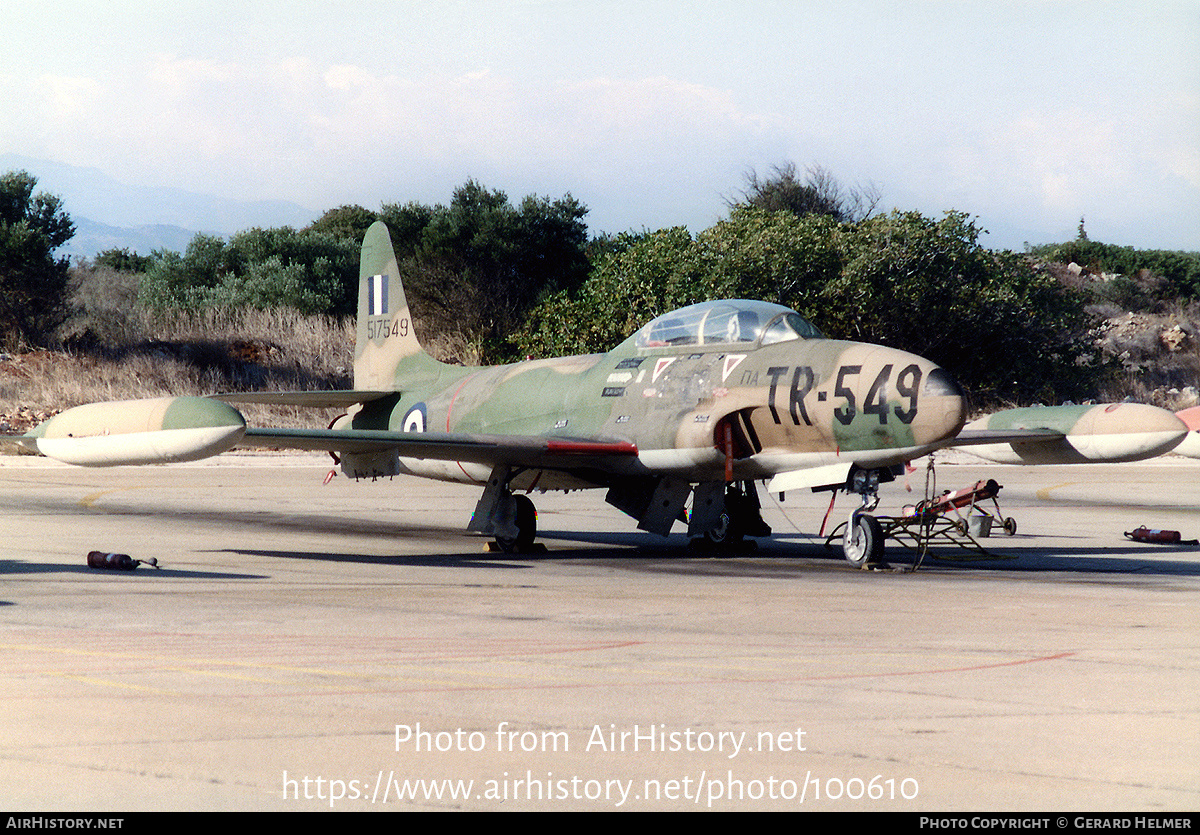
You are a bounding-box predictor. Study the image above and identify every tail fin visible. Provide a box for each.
[354,221,429,390]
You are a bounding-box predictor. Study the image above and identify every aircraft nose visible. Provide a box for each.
[828,346,967,453]
[920,365,969,444]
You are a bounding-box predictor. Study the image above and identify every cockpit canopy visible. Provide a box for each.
[632,300,823,350]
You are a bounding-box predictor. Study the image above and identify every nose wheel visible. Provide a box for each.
[843,513,885,567]
[842,467,887,568]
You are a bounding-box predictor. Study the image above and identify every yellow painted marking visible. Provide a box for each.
[161,666,281,684]
[1036,482,1076,501]
[45,671,179,696]
[78,487,145,508]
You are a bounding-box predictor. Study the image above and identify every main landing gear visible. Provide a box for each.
[471,465,543,553]
[689,481,772,552]
[495,493,538,553]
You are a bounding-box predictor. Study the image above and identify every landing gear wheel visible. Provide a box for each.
[1002,517,1017,536]
[843,514,885,568]
[704,511,736,544]
[496,494,537,553]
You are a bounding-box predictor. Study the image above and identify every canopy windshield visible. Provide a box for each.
[632,300,822,349]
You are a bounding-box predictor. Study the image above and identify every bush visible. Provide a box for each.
[517,209,1100,403]
[139,227,358,316]
[1030,239,1200,298]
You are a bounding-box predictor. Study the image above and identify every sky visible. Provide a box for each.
[3,0,1198,251]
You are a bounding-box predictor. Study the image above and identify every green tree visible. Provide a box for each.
[516,226,701,358]
[823,211,1095,401]
[139,226,359,316]
[383,181,590,361]
[307,204,378,240]
[0,170,75,348]
[517,210,843,358]
[95,247,153,273]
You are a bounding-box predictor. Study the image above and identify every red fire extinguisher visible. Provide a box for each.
[86,551,160,570]
[1124,527,1182,544]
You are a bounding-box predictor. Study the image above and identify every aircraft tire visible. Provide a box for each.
[843,514,885,568]
[705,512,736,543]
[497,494,538,553]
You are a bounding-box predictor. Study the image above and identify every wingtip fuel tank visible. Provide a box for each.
[961,402,1187,464]
[1172,406,1200,459]
[29,396,246,466]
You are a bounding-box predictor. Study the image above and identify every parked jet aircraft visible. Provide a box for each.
[16,222,1190,566]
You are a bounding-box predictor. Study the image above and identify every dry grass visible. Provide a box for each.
[1,308,356,434]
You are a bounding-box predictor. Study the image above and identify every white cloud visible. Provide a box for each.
[3,1,1196,247]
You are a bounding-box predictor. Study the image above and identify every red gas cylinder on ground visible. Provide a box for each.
[86,551,159,570]
[1124,527,1182,544]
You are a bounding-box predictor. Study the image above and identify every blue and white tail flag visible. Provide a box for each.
[368,274,389,316]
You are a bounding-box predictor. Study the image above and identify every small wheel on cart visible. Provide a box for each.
[1002,517,1017,536]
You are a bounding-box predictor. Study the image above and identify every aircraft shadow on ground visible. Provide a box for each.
[0,558,266,580]
[211,547,536,569]
[16,493,1199,577]
[211,532,1200,579]
[919,548,1200,575]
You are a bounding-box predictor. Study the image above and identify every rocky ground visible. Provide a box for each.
[0,352,70,432]
[1086,309,1200,409]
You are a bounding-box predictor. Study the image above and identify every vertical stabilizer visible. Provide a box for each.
[355,221,427,390]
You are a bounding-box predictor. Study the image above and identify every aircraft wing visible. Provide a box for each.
[220,392,641,471]
[242,426,639,471]
[211,390,393,409]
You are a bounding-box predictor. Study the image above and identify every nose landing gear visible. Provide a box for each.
[842,467,886,568]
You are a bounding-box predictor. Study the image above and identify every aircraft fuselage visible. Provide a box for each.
[348,302,968,492]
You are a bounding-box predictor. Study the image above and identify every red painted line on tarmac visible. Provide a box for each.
[18,633,1075,699]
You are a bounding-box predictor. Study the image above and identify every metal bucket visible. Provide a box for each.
[967,514,993,537]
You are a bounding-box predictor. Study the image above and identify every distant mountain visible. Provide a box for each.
[65,218,199,260]
[0,154,317,259]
